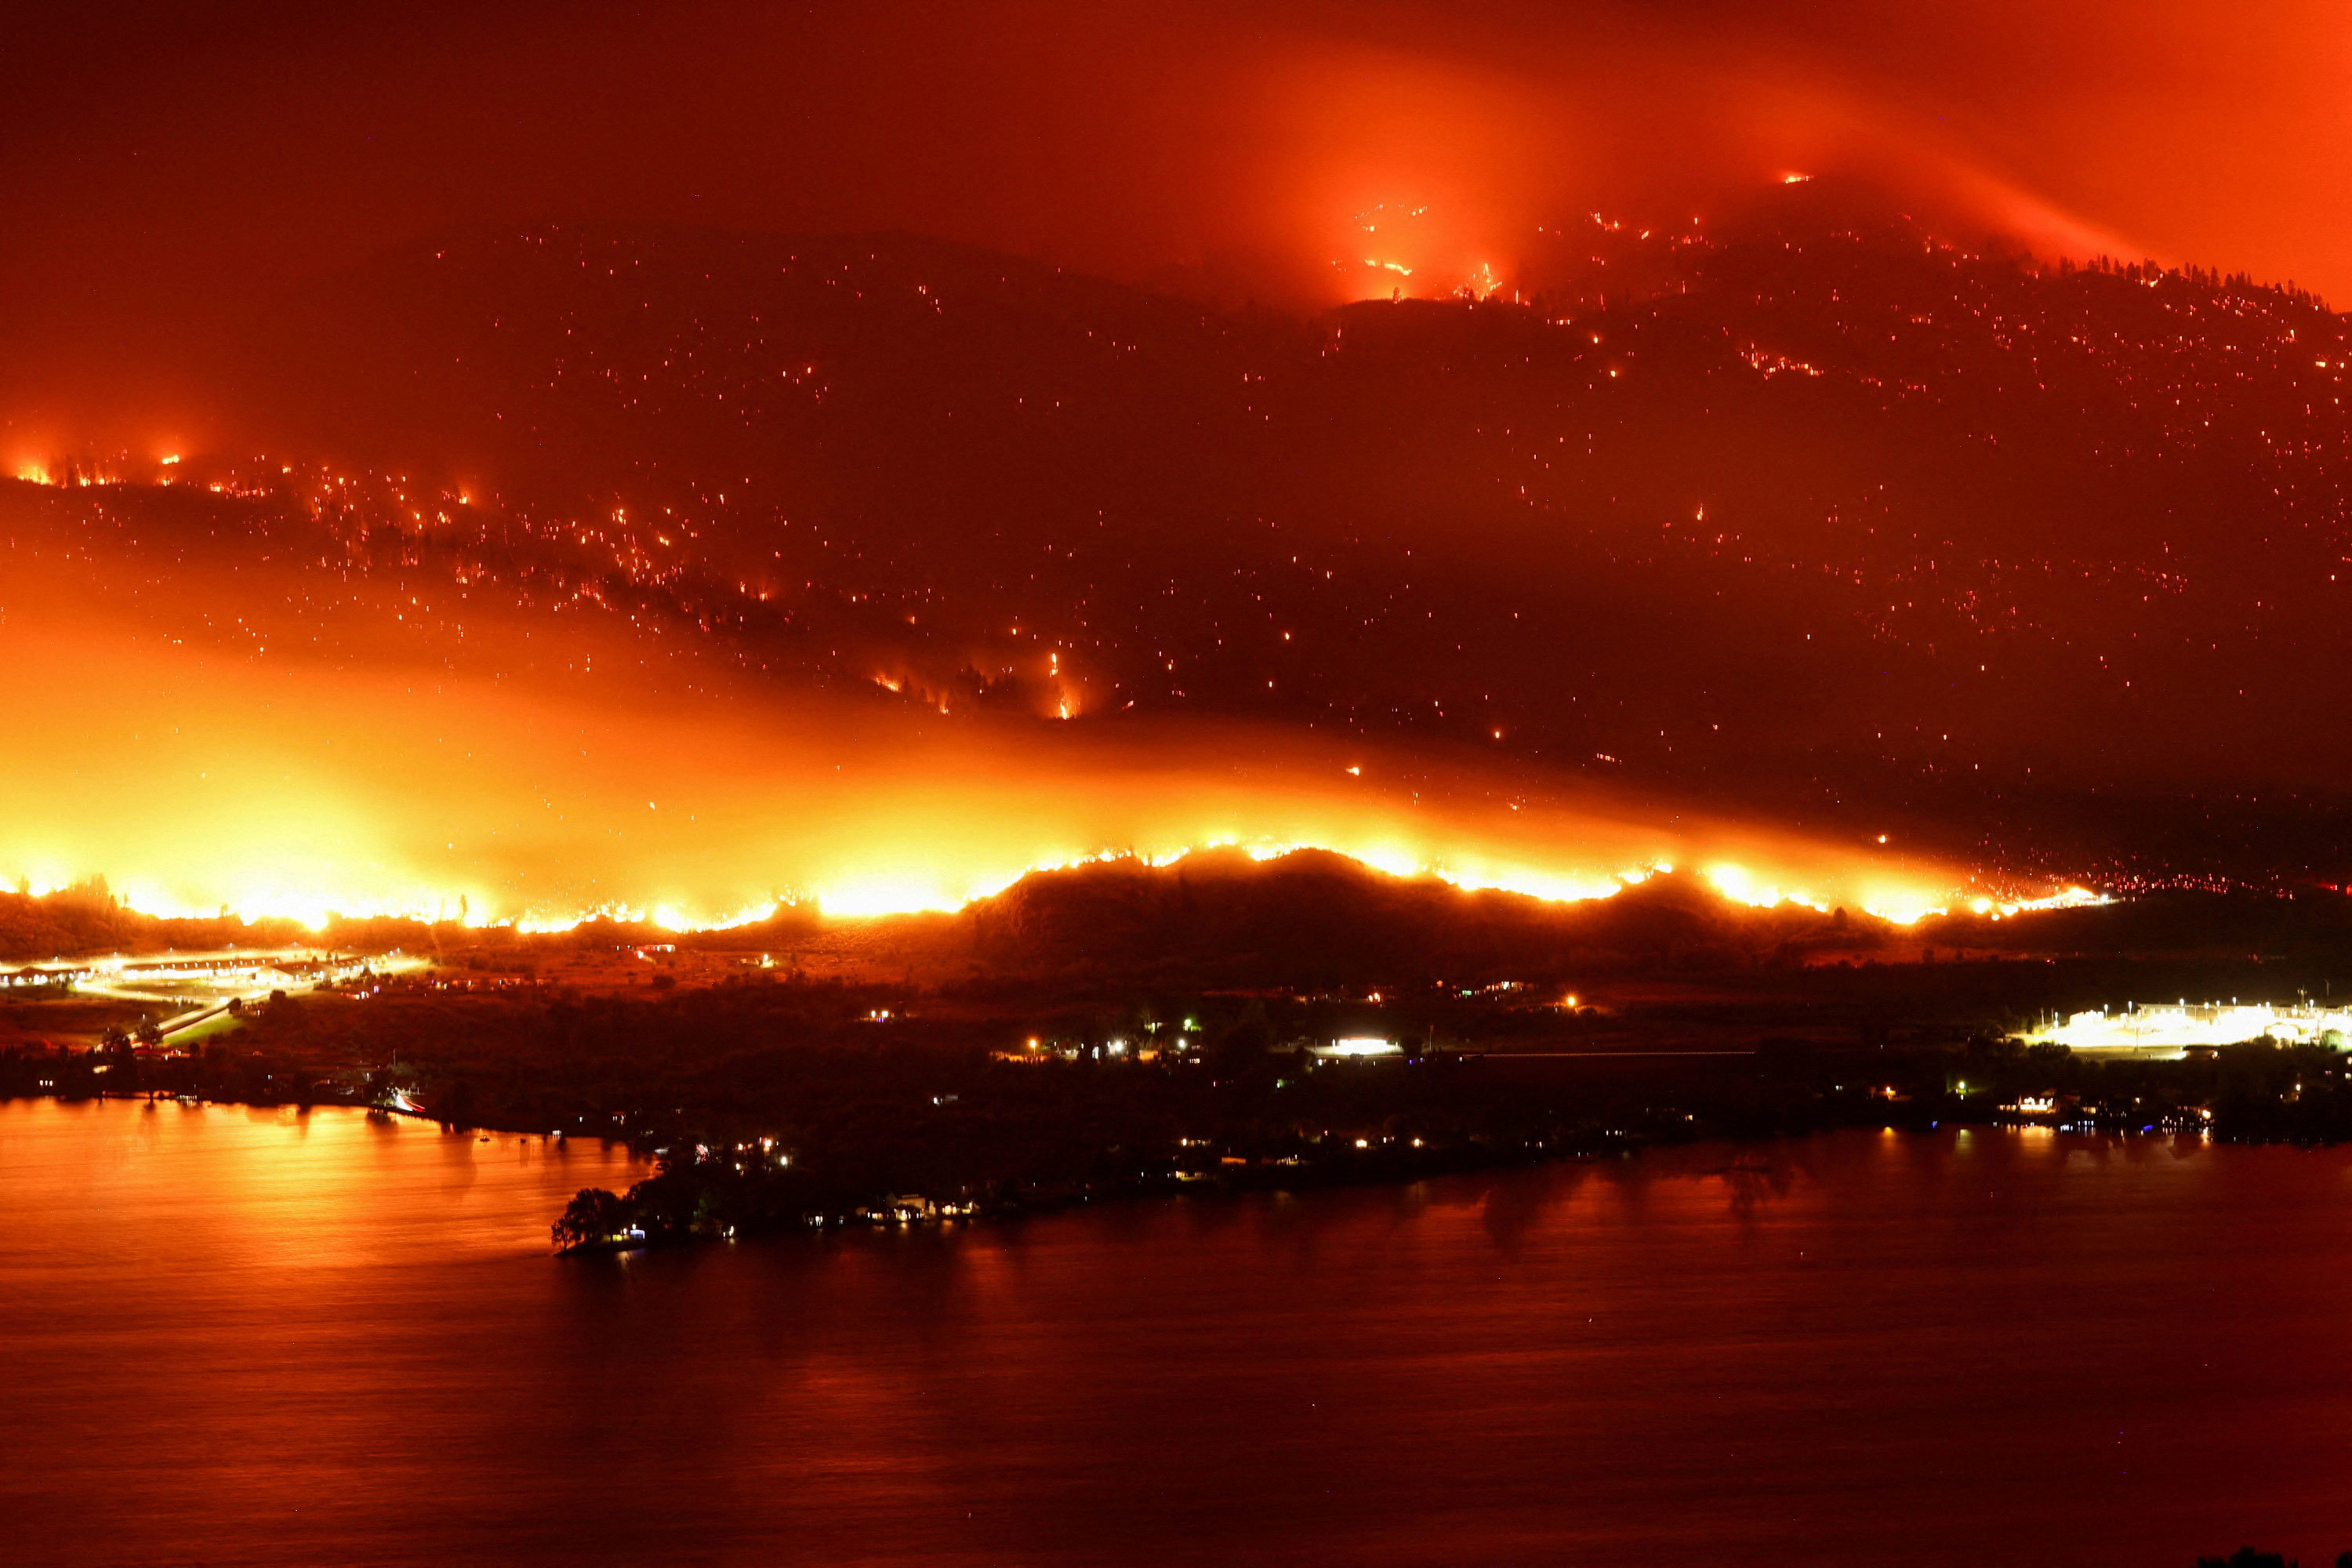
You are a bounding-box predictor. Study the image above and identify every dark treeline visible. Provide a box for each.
[19,964,2339,1248]
[0,880,472,964]
[0,1036,347,1112]
[0,880,302,964]
[13,854,2352,999]
[16,869,2352,1252]
[538,1023,2352,1252]
[13,963,2352,1251]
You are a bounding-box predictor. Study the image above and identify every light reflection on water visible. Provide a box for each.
[3,1098,2348,1566]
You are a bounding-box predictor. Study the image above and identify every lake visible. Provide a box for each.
[4,1098,2349,1566]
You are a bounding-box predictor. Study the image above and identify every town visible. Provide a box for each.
[11,866,2352,1251]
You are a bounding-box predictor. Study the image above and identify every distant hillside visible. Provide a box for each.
[13,846,2352,979]
[0,882,307,964]
[961,850,1884,985]
[24,189,2352,881]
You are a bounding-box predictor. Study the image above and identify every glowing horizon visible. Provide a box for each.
[0,483,2085,942]
[3,832,2098,939]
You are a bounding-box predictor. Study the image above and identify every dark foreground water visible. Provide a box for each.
[5,1102,2351,1566]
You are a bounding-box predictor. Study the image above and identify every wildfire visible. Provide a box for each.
[0,424,2096,948]
[2,822,2037,935]
[0,548,2038,938]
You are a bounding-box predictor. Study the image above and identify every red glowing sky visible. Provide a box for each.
[5,0,2346,423]
[3,2,2344,925]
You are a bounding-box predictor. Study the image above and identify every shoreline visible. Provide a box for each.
[1,1080,2259,1261]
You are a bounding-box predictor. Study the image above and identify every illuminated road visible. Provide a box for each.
[67,949,429,1043]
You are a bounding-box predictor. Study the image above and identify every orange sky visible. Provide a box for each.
[2,0,2347,430]
[0,2,2328,924]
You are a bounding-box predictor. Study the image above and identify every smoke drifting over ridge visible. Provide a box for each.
[0,476,1962,926]
[5,5,2350,927]
[5,0,2347,426]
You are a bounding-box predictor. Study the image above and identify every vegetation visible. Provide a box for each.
[16,937,2352,1254]
[16,869,2352,1254]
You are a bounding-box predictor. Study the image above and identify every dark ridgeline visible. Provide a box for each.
[11,179,2352,887]
[17,841,2352,973]
[0,877,357,962]
[967,850,1867,984]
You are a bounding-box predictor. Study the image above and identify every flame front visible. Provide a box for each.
[0,469,2035,934]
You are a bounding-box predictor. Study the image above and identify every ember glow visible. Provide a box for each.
[23,9,2352,1562]
[23,12,2352,1568]
[7,1,2352,941]
[0,567,1971,929]
[0,432,2034,931]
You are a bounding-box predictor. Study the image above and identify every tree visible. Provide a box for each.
[551,1188,629,1251]
[1211,998,1272,1074]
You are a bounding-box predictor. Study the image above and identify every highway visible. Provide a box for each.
[67,949,427,1044]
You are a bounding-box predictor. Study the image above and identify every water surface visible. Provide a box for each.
[5,1101,2350,1566]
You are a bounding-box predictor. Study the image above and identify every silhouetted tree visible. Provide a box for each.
[552,1188,628,1250]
